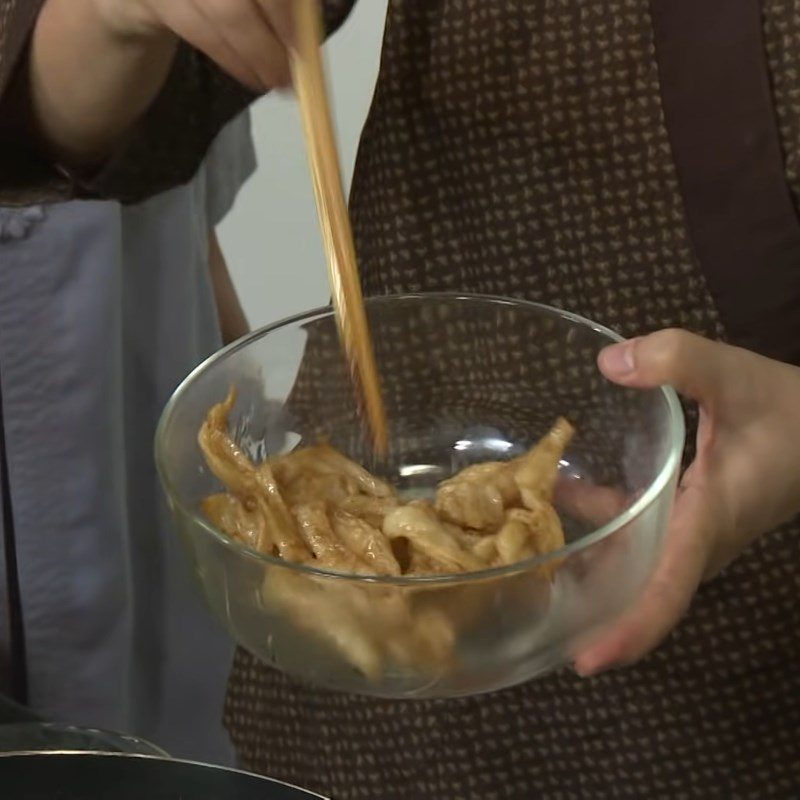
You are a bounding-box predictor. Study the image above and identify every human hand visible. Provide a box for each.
[94,0,304,92]
[574,329,800,676]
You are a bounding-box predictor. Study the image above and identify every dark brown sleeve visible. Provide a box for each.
[0,1,45,96]
[0,0,359,207]
[0,0,57,206]
[77,44,257,205]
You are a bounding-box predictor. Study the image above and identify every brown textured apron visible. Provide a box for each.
[225,2,800,797]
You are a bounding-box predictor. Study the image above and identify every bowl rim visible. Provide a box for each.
[0,724,169,758]
[155,292,685,587]
[0,751,329,798]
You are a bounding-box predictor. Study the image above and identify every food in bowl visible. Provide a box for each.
[199,387,574,677]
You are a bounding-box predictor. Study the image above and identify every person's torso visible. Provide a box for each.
[349,0,800,363]
[225,4,800,798]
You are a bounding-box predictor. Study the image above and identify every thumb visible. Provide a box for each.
[598,329,729,402]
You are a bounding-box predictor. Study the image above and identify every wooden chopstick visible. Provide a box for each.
[290,0,388,457]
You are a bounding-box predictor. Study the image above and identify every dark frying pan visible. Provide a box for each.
[0,752,327,799]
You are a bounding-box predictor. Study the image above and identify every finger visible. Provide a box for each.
[256,0,297,47]
[194,0,291,88]
[573,484,717,676]
[554,476,630,528]
[598,329,733,402]
[160,1,263,91]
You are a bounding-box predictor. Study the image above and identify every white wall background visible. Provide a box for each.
[218,1,389,330]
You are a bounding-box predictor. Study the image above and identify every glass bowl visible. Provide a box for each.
[0,724,168,757]
[156,293,684,698]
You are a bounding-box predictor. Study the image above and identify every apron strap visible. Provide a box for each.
[651,0,800,364]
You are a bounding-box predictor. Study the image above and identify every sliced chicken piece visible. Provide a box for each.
[314,445,395,498]
[435,479,504,532]
[337,494,399,529]
[198,389,260,497]
[400,514,451,573]
[262,571,384,680]
[444,461,520,505]
[273,444,394,498]
[292,503,369,574]
[263,571,451,680]
[269,449,307,485]
[524,498,566,558]
[282,472,358,507]
[472,536,499,564]
[513,417,574,508]
[201,493,269,552]
[434,458,521,532]
[199,389,311,563]
[251,463,309,563]
[406,500,479,550]
[451,527,498,566]
[413,607,457,664]
[386,606,457,672]
[406,551,452,576]
[495,504,565,567]
[383,505,484,573]
[495,509,539,565]
[331,510,401,576]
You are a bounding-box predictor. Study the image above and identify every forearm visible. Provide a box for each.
[0,0,356,204]
[18,0,178,168]
[209,231,249,345]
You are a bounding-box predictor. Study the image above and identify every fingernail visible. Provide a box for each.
[573,658,612,678]
[573,659,597,678]
[600,340,637,376]
[573,646,618,677]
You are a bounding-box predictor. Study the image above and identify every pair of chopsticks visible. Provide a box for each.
[290,0,388,456]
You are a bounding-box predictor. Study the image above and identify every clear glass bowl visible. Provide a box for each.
[156,293,684,698]
[0,724,168,757]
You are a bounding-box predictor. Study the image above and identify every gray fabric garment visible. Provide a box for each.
[0,112,256,764]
